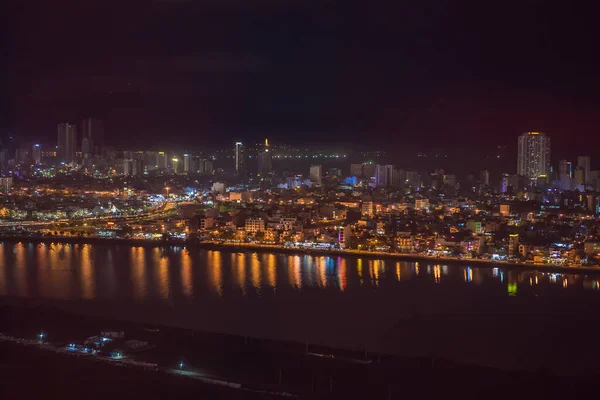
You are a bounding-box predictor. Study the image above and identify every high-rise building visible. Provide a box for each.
[81,118,104,155]
[172,157,180,174]
[391,168,405,188]
[361,201,374,217]
[362,163,376,180]
[480,170,490,185]
[234,142,245,174]
[575,168,585,186]
[338,225,352,249]
[310,165,322,184]
[183,153,191,174]
[158,152,167,170]
[350,164,363,177]
[82,136,93,158]
[558,159,572,179]
[508,234,519,258]
[257,138,272,176]
[375,165,394,187]
[405,170,420,187]
[32,144,41,165]
[500,173,509,193]
[203,160,214,175]
[57,122,77,164]
[145,151,159,170]
[577,156,591,184]
[517,131,551,179]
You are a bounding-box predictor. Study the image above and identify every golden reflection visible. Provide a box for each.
[415,262,420,276]
[37,244,50,297]
[433,264,441,283]
[316,257,326,288]
[267,254,276,288]
[395,262,401,282]
[154,248,170,300]
[80,244,95,299]
[208,251,223,296]
[338,257,347,291]
[232,253,246,294]
[48,244,72,297]
[563,278,568,288]
[250,253,261,291]
[369,260,382,286]
[304,256,315,287]
[357,258,363,285]
[181,250,193,298]
[131,247,147,301]
[288,255,301,289]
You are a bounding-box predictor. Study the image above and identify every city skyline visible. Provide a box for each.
[6,2,600,151]
[6,2,600,397]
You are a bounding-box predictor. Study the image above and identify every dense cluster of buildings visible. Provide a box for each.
[3,126,600,266]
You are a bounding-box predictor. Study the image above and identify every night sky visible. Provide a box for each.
[4,1,600,154]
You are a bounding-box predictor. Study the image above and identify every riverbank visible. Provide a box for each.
[1,234,598,275]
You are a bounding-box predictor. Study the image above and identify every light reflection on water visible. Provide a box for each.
[0,242,598,302]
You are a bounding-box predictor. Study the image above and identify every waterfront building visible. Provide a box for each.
[338,225,352,249]
[245,217,265,233]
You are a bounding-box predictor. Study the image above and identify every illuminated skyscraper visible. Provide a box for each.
[81,118,104,155]
[57,122,76,163]
[558,159,572,179]
[183,153,191,174]
[234,142,245,174]
[310,164,322,184]
[375,164,393,187]
[480,169,490,185]
[577,156,591,184]
[32,144,41,165]
[517,132,551,179]
[158,152,167,170]
[257,138,272,176]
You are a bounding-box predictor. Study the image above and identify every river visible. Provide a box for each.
[1,241,600,374]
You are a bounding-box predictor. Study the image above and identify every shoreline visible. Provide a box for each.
[0,234,599,274]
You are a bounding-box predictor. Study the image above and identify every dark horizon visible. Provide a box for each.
[5,1,600,154]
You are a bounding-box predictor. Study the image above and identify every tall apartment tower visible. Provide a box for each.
[57,122,77,164]
[81,118,104,156]
[234,142,245,175]
[577,156,591,184]
[517,132,551,179]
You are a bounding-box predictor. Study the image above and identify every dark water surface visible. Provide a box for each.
[2,241,600,374]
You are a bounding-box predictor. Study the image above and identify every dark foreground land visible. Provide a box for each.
[1,303,599,399]
[0,342,273,400]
